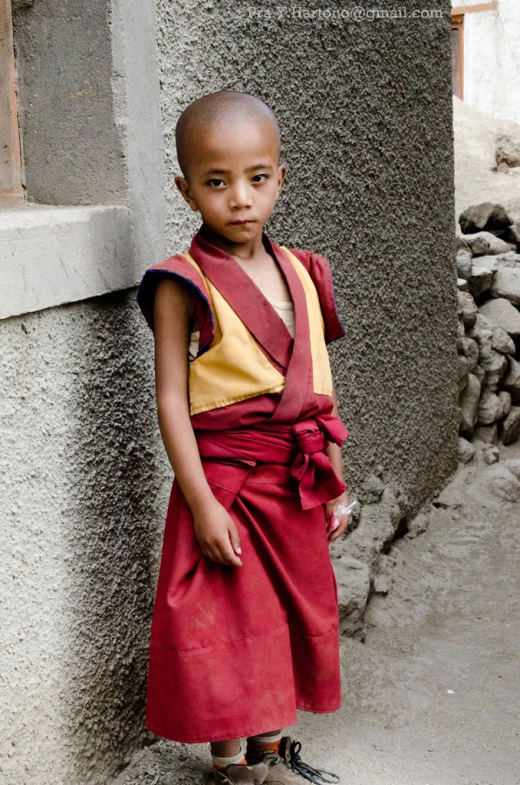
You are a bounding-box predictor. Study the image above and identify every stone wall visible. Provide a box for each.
[456,201,520,460]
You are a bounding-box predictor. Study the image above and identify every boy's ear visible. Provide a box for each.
[174,176,199,212]
[275,163,287,198]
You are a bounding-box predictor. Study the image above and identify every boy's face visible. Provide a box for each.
[175,117,286,244]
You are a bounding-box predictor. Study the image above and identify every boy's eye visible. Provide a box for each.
[252,173,269,183]
[207,178,225,187]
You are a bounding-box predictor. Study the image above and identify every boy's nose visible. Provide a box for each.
[229,183,253,209]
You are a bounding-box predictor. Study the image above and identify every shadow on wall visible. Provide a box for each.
[61,289,167,782]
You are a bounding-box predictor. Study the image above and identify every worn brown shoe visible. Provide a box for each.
[208,761,269,784]
[246,736,340,784]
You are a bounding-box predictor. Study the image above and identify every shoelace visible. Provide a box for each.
[286,739,340,785]
[213,769,238,784]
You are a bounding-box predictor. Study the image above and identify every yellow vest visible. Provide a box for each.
[182,248,333,416]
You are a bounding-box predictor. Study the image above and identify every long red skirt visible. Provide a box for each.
[144,460,341,743]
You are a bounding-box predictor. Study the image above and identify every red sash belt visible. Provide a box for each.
[196,414,348,510]
[290,415,348,509]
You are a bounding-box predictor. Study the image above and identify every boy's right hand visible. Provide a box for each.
[192,498,243,567]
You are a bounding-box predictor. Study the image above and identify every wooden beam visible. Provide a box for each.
[451,2,497,15]
[0,0,23,205]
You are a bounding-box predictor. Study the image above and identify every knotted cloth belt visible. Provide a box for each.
[290,414,348,509]
[196,413,349,511]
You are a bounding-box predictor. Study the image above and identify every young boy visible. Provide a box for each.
[136,90,351,785]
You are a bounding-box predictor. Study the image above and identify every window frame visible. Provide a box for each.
[451,13,464,100]
[0,0,23,206]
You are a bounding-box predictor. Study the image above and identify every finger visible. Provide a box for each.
[218,537,243,567]
[228,522,242,556]
[328,517,349,541]
[329,521,348,541]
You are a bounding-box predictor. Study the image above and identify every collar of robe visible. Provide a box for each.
[189,227,313,424]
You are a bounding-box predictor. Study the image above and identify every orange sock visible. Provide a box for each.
[247,731,283,758]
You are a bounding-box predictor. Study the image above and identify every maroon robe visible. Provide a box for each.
[136,227,349,742]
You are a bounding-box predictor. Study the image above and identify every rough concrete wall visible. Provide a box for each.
[452,0,520,125]
[156,0,459,519]
[12,0,127,204]
[0,297,167,785]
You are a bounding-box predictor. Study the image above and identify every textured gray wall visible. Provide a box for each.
[157,0,459,518]
[0,295,166,784]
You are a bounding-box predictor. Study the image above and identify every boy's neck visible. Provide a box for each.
[199,222,269,262]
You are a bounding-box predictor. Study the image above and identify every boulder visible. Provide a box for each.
[474,364,486,385]
[456,234,471,252]
[500,406,520,446]
[490,267,520,305]
[476,328,494,362]
[473,313,515,354]
[456,248,473,280]
[473,254,503,271]
[345,503,396,567]
[481,444,500,465]
[462,231,512,256]
[469,461,520,506]
[457,436,476,463]
[458,335,479,369]
[495,134,520,169]
[494,251,520,268]
[467,264,494,298]
[458,290,478,327]
[457,278,468,292]
[479,349,508,391]
[503,356,520,403]
[458,355,471,392]
[458,373,481,434]
[477,387,502,425]
[459,201,512,234]
[334,555,370,639]
[498,389,512,418]
[503,223,520,247]
[478,298,520,336]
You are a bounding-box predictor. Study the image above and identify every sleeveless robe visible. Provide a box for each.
[136,226,349,743]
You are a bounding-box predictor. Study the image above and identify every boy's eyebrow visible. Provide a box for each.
[201,163,275,176]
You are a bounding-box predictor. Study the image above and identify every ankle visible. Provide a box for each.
[211,746,246,771]
[246,730,284,761]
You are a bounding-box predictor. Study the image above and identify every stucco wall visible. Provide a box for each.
[452,0,520,125]
[156,0,459,521]
[1,1,166,784]
[0,294,167,785]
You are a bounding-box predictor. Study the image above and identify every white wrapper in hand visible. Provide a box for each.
[328,498,359,531]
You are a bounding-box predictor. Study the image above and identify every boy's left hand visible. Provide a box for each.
[326,492,350,542]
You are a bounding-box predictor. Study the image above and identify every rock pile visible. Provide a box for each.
[457,201,520,462]
[331,465,426,641]
[335,199,520,643]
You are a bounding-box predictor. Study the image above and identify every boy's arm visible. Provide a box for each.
[325,381,350,542]
[325,382,345,482]
[153,277,242,566]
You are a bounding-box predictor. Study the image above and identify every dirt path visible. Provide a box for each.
[113,448,520,785]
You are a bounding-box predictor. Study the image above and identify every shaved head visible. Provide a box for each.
[175,91,281,178]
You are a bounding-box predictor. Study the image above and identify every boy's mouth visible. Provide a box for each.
[229,219,255,226]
